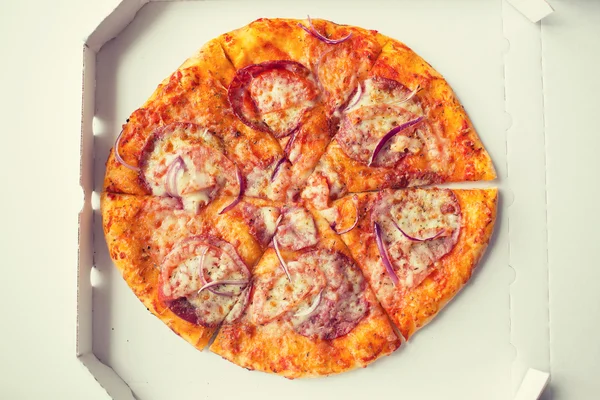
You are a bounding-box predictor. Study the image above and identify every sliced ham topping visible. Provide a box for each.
[336,77,428,167]
[273,206,318,251]
[158,236,250,327]
[371,189,461,289]
[139,122,238,213]
[228,60,318,138]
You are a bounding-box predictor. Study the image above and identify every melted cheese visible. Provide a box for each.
[249,69,316,135]
[275,207,318,250]
[142,126,234,211]
[152,213,189,259]
[348,79,423,115]
[252,261,325,325]
[250,71,314,113]
[162,241,250,326]
[318,206,339,226]
[187,290,237,326]
[244,165,270,198]
[259,207,280,237]
[181,191,212,214]
[391,190,460,239]
[167,256,201,299]
[372,189,461,293]
[288,250,368,338]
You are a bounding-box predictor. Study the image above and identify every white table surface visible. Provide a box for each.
[0,0,597,398]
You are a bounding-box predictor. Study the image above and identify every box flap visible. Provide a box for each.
[86,0,149,52]
[502,1,551,391]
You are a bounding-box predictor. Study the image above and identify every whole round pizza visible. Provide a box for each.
[101,17,497,379]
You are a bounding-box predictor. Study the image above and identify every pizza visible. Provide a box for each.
[101,17,497,378]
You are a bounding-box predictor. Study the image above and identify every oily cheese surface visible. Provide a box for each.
[101,17,497,378]
[209,208,400,378]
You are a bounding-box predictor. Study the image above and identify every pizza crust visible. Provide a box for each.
[101,193,277,350]
[101,193,215,349]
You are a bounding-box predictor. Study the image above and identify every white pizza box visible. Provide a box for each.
[77,1,553,399]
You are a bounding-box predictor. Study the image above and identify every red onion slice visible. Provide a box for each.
[283,127,299,154]
[197,279,249,297]
[197,246,247,297]
[374,222,399,285]
[270,128,298,181]
[114,129,140,172]
[198,247,209,286]
[343,82,364,112]
[394,85,420,105]
[369,116,424,167]
[298,15,352,45]
[293,290,323,318]
[392,219,445,242]
[272,214,292,282]
[270,157,288,181]
[219,167,245,215]
[165,156,185,197]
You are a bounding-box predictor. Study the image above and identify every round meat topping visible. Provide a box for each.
[159,236,250,327]
[252,259,327,325]
[139,122,238,213]
[371,189,461,290]
[336,77,429,167]
[290,250,369,340]
[251,249,369,341]
[228,60,318,138]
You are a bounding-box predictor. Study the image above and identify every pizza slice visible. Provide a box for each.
[303,39,496,207]
[219,17,388,113]
[103,38,287,202]
[210,204,400,378]
[101,192,282,350]
[319,188,497,339]
[217,18,388,202]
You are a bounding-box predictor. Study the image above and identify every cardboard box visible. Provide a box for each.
[78,1,555,398]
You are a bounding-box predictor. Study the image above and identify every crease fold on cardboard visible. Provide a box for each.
[86,0,149,52]
[78,1,143,398]
[79,354,136,400]
[499,2,519,385]
[502,0,551,394]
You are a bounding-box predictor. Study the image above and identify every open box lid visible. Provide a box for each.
[77,1,556,398]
